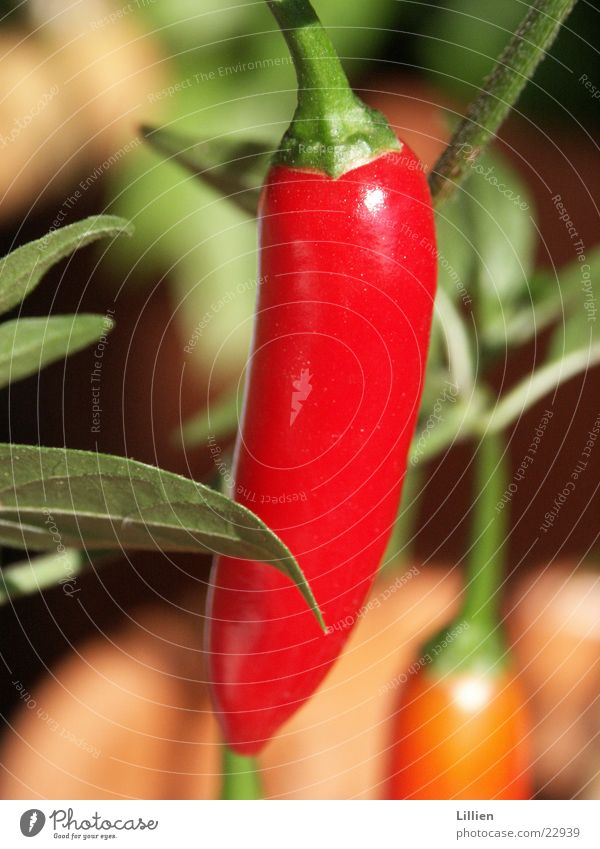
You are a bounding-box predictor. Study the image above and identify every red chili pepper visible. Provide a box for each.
[207,0,436,755]
[388,435,534,799]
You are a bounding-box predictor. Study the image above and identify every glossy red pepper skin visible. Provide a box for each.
[207,146,436,755]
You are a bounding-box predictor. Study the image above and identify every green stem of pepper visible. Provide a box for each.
[423,430,509,676]
[430,0,578,205]
[266,0,400,177]
[221,746,263,799]
[461,431,508,631]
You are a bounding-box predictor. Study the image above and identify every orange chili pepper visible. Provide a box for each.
[389,667,533,799]
[387,434,534,799]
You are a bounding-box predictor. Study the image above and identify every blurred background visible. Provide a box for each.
[0,0,599,799]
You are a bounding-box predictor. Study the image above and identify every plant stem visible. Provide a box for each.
[461,431,507,631]
[268,0,355,111]
[429,0,577,205]
[267,0,399,176]
[221,746,263,799]
[423,429,509,675]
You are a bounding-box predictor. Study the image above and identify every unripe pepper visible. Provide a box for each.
[388,435,534,799]
[207,0,436,755]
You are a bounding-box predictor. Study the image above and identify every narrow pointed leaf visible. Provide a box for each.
[0,314,113,388]
[469,152,535,339]
[0,216,133,316]
[0,444,323,628]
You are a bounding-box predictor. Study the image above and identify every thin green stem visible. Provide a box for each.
[429,0,577,205]
[267,0,355,113]
[267,0,399,176]
[461,431,507,630]
[423,429,509,676]
[221,746,263,800]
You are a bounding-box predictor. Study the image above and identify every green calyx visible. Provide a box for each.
[421,617,508,679]
[267,0,400,178]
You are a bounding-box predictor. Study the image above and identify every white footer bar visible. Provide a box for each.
[0,799,598,848]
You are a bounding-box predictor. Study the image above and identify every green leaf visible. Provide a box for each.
[434,192,475,307]
[0,314,113,388]
[142,126,268,216]
[546,248,600,361]
[0,443,324,628]
[487,276,565,347]
[176,383,241,449]
[0,549,112,604]
[487,246,600,348]
[549,309,596,362]
[468,152,535,341]
[0,216,133,317]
